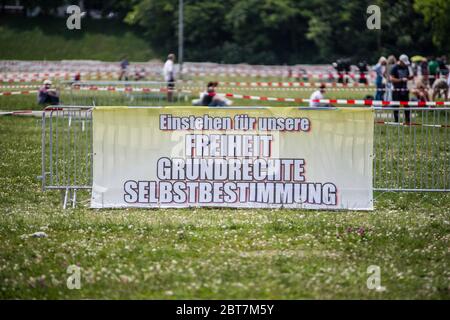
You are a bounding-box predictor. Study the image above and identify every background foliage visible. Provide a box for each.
[0,0,448,63]
[125,0,447,64]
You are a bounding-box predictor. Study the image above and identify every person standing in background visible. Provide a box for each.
[163,53,176,102]
[373,57,387,100]
[438,55,449,77]
[118,56,130,81]
[390,54,414,124]
[418,57,429,87]
[428,56,439,87]
[385,55,397,101]
[357,61,368,84]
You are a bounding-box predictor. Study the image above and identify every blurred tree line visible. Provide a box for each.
[4,0,450,64]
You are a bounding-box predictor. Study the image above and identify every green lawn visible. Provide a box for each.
[0,16,154,61]
[0,105,449,299]
[0,80,377,111]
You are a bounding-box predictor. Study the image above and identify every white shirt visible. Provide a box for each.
[309,90,324,107]
[163,59,174,81]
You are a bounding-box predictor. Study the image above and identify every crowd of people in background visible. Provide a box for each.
[136,52,450,113]
[372,54,449,123]
[35,52,449,113]
[373,54,449,104]
[159,51,450,115]
[309,54,450,123]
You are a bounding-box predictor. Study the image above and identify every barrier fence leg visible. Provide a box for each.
[63,188,69,210]
[60,190,65,206]
[41,111,46,192]
[72,189,77,209]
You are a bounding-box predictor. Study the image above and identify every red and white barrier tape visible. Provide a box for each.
[0,76,115,83]
[185,85,416,93]
[212,81,435,92]
[70,86,450,106]
[0,90,38,96]
[2,85,446,108]
[0,78,48,83]
[217,86,414,92]
[10,110,34,115]
[186,71,374,79]
[0,70,161,82]
[183,67,375,76]
[220,92,450,107]
[71,86,191,94]
[375,121,450,128]
[1,71,124,78]
[0,85,40,89]
[191,81,374,88]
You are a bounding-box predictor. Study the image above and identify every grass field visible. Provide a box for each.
[0,80,375,111]
[0,79,449,299]
[0,16,154,61]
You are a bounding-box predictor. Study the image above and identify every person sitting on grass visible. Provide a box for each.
[412,81,430,105]
[309,84,333,108]
[432,76,449,101]
[134,68,146,81]
[193,82,232,107]
[37,80,60,105]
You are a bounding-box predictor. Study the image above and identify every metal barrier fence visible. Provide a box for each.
[40,106,450,208]
[39,106,93,208]
[373,107,450,192]
[61,81,191,106]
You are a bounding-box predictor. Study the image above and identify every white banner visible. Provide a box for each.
[91,107,374,210]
